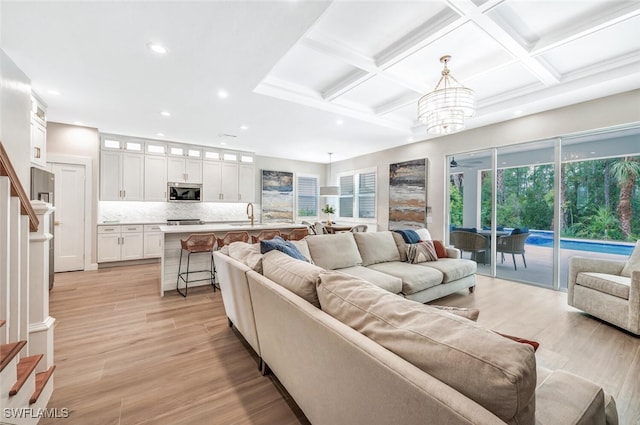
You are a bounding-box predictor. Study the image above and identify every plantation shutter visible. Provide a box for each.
[339,175,354,218]
[358,172,376,219]
[297,176,318,217]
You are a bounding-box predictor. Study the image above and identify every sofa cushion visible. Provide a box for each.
[621,240,640,277]
[417,258,477,283]
[228,242,263,273]
[260,236,307,261]
[353,231,401,266]
[430,305,479,321]
[337,266,403,294]
[306,232,363,270]
[576,272,630,299]
[406,241,438,263]
[392,232,409,262]
[535,370,607,425]
[317,271,537,425]
[368,261,443,295]
[289,239,312,263]
[262,250,324,308]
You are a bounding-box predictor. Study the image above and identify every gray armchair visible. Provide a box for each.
[496,232,529,270]
[568,256,639,335]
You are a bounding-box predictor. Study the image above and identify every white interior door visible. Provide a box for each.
[52,163,85,272]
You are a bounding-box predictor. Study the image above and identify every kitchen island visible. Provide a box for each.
[158,222,307,295]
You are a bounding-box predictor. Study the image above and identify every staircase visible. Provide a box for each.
[1,142,56,425]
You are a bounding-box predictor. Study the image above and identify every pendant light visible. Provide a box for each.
[417,55,475,135]
[320,152,340,197]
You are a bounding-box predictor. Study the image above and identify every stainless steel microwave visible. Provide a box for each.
[168,183,202,202]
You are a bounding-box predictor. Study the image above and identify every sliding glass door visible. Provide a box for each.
[559,128,640,289]
[494,141,556,287]
[447,124,639,290]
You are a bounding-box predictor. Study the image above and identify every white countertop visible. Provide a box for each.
[158,222,306,234]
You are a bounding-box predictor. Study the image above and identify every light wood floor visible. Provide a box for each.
[43,264,639,425]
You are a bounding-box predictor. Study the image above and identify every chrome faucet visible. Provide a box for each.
[246,202,254,226]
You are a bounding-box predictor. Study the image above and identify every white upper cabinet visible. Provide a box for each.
[100,135,144,201]
[167,144,202,183]
[220,161,239,201]
[202,160,223,202]
[100,133,254,203]
[30,95,47,167]
[238,162,255,203]
[168,157,202,184]
[144,155,167,201]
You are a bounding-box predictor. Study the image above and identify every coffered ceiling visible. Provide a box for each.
[2,1,639,162]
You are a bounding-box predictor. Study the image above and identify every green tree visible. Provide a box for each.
[610,157,640,239]
[449,181,463,227]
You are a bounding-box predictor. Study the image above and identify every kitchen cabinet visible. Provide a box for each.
[238,163,255,202]
[143,224,164,258]
[97,225,144,263]
[203,160,239,201]
[30,95,47,167]
[144,155,167,201]
[167,157,202,184]
[100,151,144,201]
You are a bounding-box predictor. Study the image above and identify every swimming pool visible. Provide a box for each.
[525,231,634,256]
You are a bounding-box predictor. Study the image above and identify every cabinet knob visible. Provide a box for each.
[54,220,61,226]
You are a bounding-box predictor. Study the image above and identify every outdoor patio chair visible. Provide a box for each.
[496,232,530,270]
[450,230,487,264]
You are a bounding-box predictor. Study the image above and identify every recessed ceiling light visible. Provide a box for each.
[513,109,524,116]
[590,151,596,154]
[156,132,164,137]
[336,119,344,125]
[240,125,249,130]
[47,90,60,96]
[147,42,167,54]
[73,121,83,126]
[160,111,171,117]
[407,137,414,142]
[217,90,228,99]
[220,142,227,146]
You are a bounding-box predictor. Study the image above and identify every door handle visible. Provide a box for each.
[54,220,61,226]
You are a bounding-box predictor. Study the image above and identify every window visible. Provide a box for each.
[339,169,376,220]
[297,175,318,218]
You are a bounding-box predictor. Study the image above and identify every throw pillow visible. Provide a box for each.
[227,242,263,273]
[495,332,540,352]
[621,240,640,278]
[415,228,432,241]
[260,236,307,261]
[406,240,438,263]
[432,240,448,258]
[430,305,479,321]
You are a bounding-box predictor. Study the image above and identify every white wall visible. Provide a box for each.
[330,90,640,241]
[0,48,31,186]
[46,122,100,264]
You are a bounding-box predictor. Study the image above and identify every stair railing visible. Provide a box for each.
[0,141,39,232]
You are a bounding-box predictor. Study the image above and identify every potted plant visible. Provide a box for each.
[322,204,335,225]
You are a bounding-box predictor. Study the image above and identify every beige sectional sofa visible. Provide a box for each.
[213,231,618,425]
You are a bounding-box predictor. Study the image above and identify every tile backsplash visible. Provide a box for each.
[99,201,260,223]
